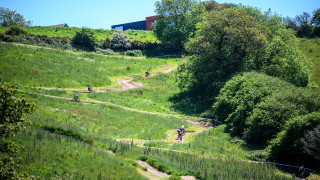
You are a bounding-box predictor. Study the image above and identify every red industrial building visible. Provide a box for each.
[111,16,158,31]
[146,16,158,31]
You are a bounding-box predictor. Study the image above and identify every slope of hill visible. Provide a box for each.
[0,38,310,179]
[298,38,320,87]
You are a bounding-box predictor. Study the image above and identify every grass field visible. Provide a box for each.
[298,38,320,87]
[0,43,180,88]
[10,125,146,179]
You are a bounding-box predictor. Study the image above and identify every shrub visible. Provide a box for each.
[302,126,320,161]
[212,72,293,137]
[71,28,96,51]
[262,28,312,87]
[102,37,111,49]
[244,87,320,145]
[123,50,142,56]
[111,31,131,49]
[5,26,27,36]
[131,40,146,50]
[268,112,320,163]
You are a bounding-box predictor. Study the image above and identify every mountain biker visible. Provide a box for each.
[74,93,79,102]
[181,125,185,135]
[88,85,92,92]
[145,70,149,77]
[177,128,182,141]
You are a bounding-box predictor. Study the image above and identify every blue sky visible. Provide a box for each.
[0,0,319,29]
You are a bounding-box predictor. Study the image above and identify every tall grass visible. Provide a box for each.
[11,125,146,179]
[104,142,292,180]
[26,93,188,140]
[298,38,320,87]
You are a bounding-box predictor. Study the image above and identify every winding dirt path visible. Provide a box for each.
[136,160,197,180]
[117,78,143,91]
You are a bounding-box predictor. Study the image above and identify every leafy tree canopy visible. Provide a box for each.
[202,0,235,12]
[178,8,270,102]
[0,7,32,27]
[153,0,205,47]
[311,8,320,26]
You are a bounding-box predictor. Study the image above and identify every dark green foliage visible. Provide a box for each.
[0,80,34,179]
[71,28,96,51]
[268,112,320,165]
[302,126,320,161]
[311,8,320,26]
[5,26,27,36]
[244,87,320,145]
[212,72,292,137]
[102,37,111,49]
[262,28,312,87]
[153,0,205,47]
[0,7,32,27]
[0,81,35,138]
[123,50,142,56]
[180,8,270,106]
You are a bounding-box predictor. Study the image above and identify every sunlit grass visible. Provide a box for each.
[11,125,146,179]
[0,43,180,88]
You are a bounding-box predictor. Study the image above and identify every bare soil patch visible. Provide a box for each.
[136,160,170,178]
[186,119,213,128]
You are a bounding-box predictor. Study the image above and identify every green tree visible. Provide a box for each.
[202,0,234,12]
[153,0,205,47]
[302,125,320,161]
[0,80,35,179]
[262,28,311,87]
[0,7,32,27]
[244,87,320,145]
[311,8,320,26]
[71,28,96,51]
[179,8,270,103]
[212,72,293,137]
[268,112,320,164]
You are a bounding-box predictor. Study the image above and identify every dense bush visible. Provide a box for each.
[123,50,142,56]
[212,72,293,137]
[71,28,96,51]
[111,31,131,49]
[244,87,320,145]
[302,126,320,161]
[5,26,27,36]
[262,28,311,87]
[268,112,320,164]
[179,8,270,105]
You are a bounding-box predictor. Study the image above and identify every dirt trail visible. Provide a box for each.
[117,78,143,91]
[116,66,177,91]
[136,161,196,180]
[186,119,214,128]
[136,160,170,178]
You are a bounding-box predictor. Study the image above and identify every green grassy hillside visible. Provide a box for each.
[0,43,179,88]
[298,38,320,87]
[0,39,298,179]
